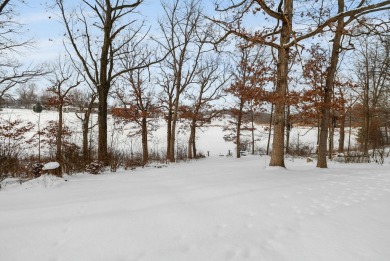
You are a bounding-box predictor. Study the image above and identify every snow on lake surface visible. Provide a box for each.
[1,156,390,261]
[1,108,356,157]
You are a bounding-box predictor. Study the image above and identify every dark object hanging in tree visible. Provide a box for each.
[33,102,43,113]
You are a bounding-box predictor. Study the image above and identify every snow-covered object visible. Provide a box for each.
[0,174,65,190]
[42,162,60,170]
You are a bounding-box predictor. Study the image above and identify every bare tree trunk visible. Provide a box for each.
[317,0,344,168]
[188,131,193,159]
[236,102,244,158]
[347,106,352,154]
[316,117,320,153]
[166,110,172,160]
[141,116,148,165]
[270,52,288,166]
[236,121,241,158]
[81,99,95,163]
[192,127,197,158]
[82,118,89,162]
[363,73,370,155]
[251,105,255,155]
[338,113,346,153]
[98,92,108,163]
[188,120,196,159]
[169,103,178,162]
[328,117,334,159]
[269,0,292,167]
[285,106,291,155]
[266,103,273,156]
[57,103,63,169]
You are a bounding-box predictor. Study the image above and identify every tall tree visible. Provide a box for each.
[182,56,228,159]
[157,0,212,162]
[225,44,270,158]
[114,69,157,165]
[46,57,81,172]
[115,36,159,165]
[316,0,345,168]
[56,0,159,164]
[72,87,97,163]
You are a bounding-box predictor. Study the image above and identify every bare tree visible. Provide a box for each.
[113,36,160,165]
[72,88,98,163]
[183,55,228,159]
[16,83,39,108]
[157,0,213,162]
[114,73,157,165]
[46,57,81,173]
[225,44,270,158]
[0,0,46,106]
[55,0,161,164]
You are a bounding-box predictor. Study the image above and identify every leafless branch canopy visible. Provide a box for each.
[210,0,390,49]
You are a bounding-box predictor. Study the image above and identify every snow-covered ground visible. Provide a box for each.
[1,156,390,261]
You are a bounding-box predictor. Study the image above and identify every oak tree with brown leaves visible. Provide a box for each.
[212,0,390,168]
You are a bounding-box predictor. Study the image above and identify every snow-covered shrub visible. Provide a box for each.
[26,162,44,178]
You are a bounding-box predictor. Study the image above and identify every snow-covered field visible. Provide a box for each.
[1,156,390,261]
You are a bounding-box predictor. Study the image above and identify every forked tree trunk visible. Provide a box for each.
[317,0,344,168]
[338,99,346,153]
[338,114,346,153]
